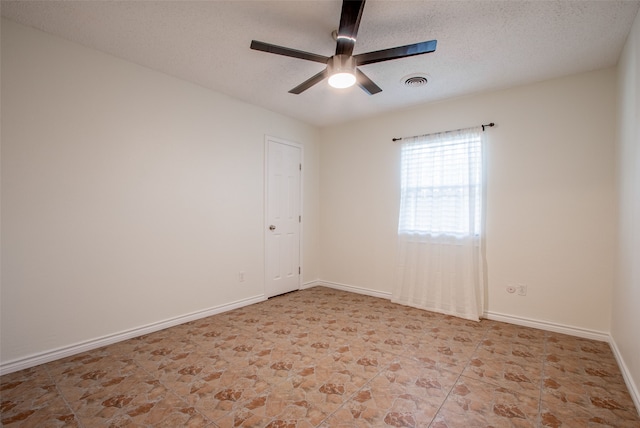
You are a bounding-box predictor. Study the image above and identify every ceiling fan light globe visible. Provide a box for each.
[329,72,357,88]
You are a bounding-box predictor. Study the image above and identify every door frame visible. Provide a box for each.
[264,135,304,297]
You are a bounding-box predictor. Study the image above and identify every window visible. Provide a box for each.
[398,128,483,236]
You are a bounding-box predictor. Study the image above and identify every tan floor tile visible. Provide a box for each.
[321,356,459,427]
[464,348,543,398]
[1,366,78,427]
[61,370,210,426]
[541,389,640,427]
[48,354,141,404]
[409,335,477,371]
[436,376,540,427]
[230,381,332,427]
[485,321,546,344]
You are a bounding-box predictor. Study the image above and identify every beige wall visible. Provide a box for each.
[319,68,617,334]
[0,19,320,364]
[613,7,640,409]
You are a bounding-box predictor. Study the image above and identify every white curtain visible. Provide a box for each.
[392,127,486,321]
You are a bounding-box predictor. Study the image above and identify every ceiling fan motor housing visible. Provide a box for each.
[328,55,356,75]
[327,55,357,88]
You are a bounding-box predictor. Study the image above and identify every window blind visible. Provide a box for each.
[398,130,482,236]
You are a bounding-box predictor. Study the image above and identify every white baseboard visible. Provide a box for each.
[308,281,610,342]
[311,280,392,300]
[609,336,640,416]
[484,310,610,342]
[301,280,321,290]
[0,294,266,376]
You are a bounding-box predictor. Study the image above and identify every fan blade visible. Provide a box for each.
[354,40,437,66]
[251,40,329,64]
[289,69,329,94]
[335,0,366,56]
[356,69,382,95]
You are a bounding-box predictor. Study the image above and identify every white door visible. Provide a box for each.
[265,137,301,298]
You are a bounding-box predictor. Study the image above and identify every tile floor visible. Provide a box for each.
[1,286,639,427]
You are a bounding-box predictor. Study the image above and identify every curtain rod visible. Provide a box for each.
[392,122,495,142]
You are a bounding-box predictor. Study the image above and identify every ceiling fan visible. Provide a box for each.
[250,0,437,95]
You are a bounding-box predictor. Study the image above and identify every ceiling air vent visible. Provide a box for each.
[403,75,428,88]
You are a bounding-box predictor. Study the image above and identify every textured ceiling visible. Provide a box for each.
[2,0,639,127]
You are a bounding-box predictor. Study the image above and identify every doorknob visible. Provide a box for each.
[269,225,276,231]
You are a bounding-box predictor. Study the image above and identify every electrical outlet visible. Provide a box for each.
[517,284,527,296]
[239,271,245,282]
